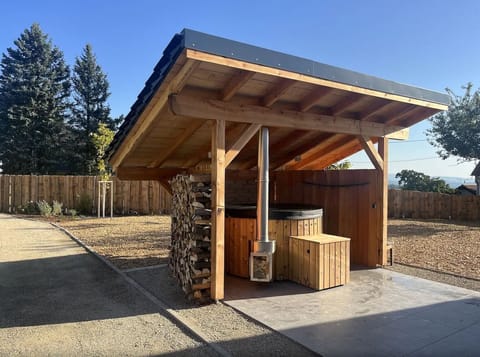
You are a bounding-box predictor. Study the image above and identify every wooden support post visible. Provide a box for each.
[378,137,388,265]
[211,119,225,300]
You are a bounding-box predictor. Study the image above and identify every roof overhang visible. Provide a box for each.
[107,29,449,180]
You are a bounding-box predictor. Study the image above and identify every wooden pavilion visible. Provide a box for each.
[107,29,449,300]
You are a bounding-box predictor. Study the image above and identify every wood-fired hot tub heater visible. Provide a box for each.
[250,127,276,282]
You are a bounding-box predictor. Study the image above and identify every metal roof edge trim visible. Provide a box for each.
[182,28,450,106]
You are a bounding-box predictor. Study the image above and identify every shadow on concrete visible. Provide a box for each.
[225,275,315,299]
[223,266,370,300]
[0,253,160,328]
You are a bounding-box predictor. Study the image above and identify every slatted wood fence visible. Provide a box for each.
[388,189,480,221]
[0,175,171,215]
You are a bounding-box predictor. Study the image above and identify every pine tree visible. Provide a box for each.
[70,44,113,175]
[0,24,71,174]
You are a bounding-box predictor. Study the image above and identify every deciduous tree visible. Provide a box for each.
[428,83,480,162]
[395,169,453,193]
[91,123,114,180]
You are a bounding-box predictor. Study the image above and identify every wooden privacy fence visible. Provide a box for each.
[388,189,480,221]
[0,175,171,215]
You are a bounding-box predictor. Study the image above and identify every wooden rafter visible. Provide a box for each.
[330,94,364,116]
[357,101,396,121]
[238,130,312,170]
[170,94,410,140]
[271,132,335,170]
[110,55,199,169]
[284,135,352,170]
[221,70,254,101]
[298,138,362,170]
[225,123,261,167]
[298,87,332,112]
[262,79,297,107]
[387,106,428,126]
[147,120,205,168]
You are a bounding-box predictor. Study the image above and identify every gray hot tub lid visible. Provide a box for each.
[226,204,323,220]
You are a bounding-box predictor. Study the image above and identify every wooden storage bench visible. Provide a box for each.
[289,234,350,290]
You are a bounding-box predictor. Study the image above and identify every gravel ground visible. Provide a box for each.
[388,218,480,291]
[58,215,171,269]
[0,214,216,357]
[53,215,318,356]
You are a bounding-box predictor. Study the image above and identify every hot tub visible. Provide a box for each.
[225,204,323,280]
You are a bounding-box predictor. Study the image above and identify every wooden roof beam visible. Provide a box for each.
[147,120,205,168]
[116,167,184,180]
[262,79,297,107]
[298,87,332,112]
[170,94,409,140]
[221,70,255,101]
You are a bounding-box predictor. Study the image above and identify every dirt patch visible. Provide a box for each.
[388,219,480,281]
[58,215,171,269]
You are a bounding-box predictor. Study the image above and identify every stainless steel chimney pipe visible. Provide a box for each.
[254,127,275,254]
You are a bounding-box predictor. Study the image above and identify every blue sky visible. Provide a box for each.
[1,0,479,179]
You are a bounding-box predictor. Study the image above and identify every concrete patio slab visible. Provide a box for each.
[224,269,480,356]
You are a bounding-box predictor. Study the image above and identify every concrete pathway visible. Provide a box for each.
[0,214,214,356]
[224,269,480,356]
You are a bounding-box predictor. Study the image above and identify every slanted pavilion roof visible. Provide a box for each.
[107,29,449,180]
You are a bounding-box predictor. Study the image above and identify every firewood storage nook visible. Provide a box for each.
[106,29,449,301]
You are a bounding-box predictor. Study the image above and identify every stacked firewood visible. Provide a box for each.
[169,174,212,302]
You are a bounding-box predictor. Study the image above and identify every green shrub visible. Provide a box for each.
[37,200,52,217]
[76,193,93,215]
[23,201,39,215]
[68,209,77,217]
[52,200,63,216]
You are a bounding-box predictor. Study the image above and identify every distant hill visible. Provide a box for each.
[388,174,475,189]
